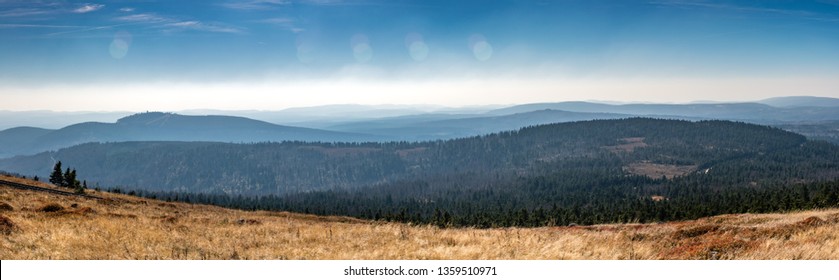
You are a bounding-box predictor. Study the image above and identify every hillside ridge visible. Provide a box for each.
[1,174,837,260]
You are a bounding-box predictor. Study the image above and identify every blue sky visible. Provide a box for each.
[1,0,839,111]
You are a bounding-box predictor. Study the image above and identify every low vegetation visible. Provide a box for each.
[1,176,837,260]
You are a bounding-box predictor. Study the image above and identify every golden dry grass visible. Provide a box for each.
[1,175,837,260]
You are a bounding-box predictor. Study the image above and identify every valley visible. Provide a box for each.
[1,98,838,259]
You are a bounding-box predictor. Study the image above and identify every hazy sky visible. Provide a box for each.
[2,0,839,111]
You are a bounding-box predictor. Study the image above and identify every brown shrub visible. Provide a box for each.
[672,225,719,239]
[628,233,648,241]
[797,216,825,227]
[764,217,827,239]
[73,207,96,215]
[826,213,839,224]
[0,201,13,211]
[105,212,137,219]
[661,231,752,260]
[38,203,64,212]
[0,214,17,235]
[235,218,261,225]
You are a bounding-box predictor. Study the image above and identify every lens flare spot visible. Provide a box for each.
[409,42,429,61]
[353,43,373,63]
[472,41,492,61]
[109,31,132,59]
[405,32,429,61]
[468,34,492,61]
[350,33,372,63]
[109,39,129,59]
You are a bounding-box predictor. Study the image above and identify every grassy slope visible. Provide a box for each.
[1,175,837,260]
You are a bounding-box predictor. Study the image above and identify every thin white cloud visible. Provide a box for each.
[115,13,168,23]
[297,0,411,7]
[43,24,119,37]
[0,8,52,18]
[119,7,135,12]
[0,3,105,18]
[73,3,104,14]
[114,13,244,34]
[167,21,200,28]
[257,17,304,33]
[259,17,294,24]
[303,0,344,5]
[222,0,290,10]
[0,23,87,28]
[165,21,244,34]
[649,0,839,21]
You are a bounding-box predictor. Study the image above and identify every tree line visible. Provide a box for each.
[49,161,86,194]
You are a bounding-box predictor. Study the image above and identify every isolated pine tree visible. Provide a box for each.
[70,169,78,186]
[63,168,72,188]
[75,178,86,194]
[49,161,63,186]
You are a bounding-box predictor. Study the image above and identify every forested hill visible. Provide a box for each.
[2,118,838,226]
[0,118,825,192]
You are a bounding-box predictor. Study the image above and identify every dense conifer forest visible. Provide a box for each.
[17,118,833,227]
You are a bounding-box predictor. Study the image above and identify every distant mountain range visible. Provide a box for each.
[0,112,374,158]
[1,96,837,158]
[326,109,632,140]
[0,110,131,130]
[758,96,839,108]
[486,101,839,122]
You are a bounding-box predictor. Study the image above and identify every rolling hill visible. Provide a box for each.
[486,101,839,122]
[0,110,130,131]
[0,118,816,195]
[758,96,839,108]
[326,109,632,140]
[4,98,839,159]
[1,118,837,227]
[0,112,378,158]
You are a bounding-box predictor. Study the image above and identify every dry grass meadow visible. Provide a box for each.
[1,175,838,260]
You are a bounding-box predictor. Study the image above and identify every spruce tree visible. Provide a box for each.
[75,178,86,194]
[68,169,80,190]
[49,161,63,186]
[63,168,72,188]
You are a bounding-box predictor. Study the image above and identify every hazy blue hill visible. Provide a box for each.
[0,127,55,158]
[4,99,838,159]
[180,104,462,126]
[0,112,378,158]
[329,109,632,140]
[0,110,130,130]
[0,126,54,141]
[758,96,839,108]
[490,102,771,116]
[487,101,839,122]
